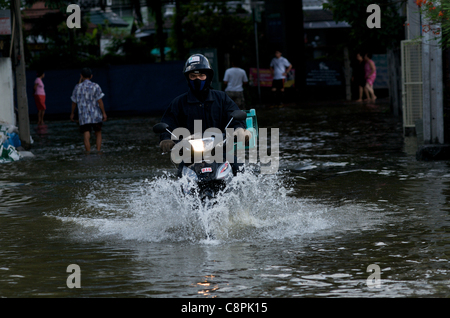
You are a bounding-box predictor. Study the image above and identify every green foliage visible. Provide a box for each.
[102,28,155,64]
[415,0,450,48]
[172,0,254,63]
[28,20,101,69]
[0,0,10,9]
[323,0,406,52]
[28,16,155,70]
[24,0,255,69]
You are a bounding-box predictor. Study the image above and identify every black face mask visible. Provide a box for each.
[189,79,206,92]
[188,76,210,102]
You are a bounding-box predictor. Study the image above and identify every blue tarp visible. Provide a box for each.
[2,132,21,148]
[27,61,187,116]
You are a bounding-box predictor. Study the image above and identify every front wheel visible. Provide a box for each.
[200,188,215,202]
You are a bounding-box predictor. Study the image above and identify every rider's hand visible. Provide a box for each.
[160,139,175,152]
[233,128,252,142]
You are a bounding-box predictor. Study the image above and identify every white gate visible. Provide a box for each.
[401,40,423,131]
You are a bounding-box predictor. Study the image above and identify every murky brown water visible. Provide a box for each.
[1,100,450,298]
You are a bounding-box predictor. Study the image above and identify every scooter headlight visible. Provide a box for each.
[188,137,215,152]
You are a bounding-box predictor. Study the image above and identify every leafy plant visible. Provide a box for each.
[175,0,255,67]
[323,0,406,52]
[415,0,450,48]
[0,0,10,9]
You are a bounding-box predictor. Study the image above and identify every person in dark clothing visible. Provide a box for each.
[158,54,251,175]
[353,52,367,102]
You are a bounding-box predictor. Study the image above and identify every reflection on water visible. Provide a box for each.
[1,101,450,297]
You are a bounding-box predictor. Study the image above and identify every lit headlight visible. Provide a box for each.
[189,139,205,152]
[188,137,215,152]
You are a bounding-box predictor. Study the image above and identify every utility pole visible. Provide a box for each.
[12,0,30,149]
[252,1,261,104]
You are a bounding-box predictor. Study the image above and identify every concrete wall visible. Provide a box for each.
[422,14,444,144]
[0,58,15,125]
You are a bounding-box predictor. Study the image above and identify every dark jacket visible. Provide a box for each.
[160,89,246,141]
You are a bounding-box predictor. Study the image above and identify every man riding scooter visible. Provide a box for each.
[158,54,252,176]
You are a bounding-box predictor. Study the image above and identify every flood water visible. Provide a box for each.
[2,100,450,298]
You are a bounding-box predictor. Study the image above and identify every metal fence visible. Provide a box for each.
[401,40,423,131]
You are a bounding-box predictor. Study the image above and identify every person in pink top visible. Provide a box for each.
[34,70,46,125]
[363,53,377,102]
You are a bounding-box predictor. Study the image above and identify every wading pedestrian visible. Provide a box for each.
[70,68,107,152]
[223,59,249,109]
[363,53,377,102]
[34,69,46,125]
[270,50,292,107]
[353,53,366,102]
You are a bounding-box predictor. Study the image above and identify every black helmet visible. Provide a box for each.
[183,54,214,79]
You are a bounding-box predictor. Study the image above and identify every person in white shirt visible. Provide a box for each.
[223,59,249,109]
[270,50,292,107]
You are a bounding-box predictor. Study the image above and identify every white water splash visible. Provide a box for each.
[51,169,383,244]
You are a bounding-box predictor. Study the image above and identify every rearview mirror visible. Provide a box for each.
[230,110,247,121]
[153,122,169,134]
